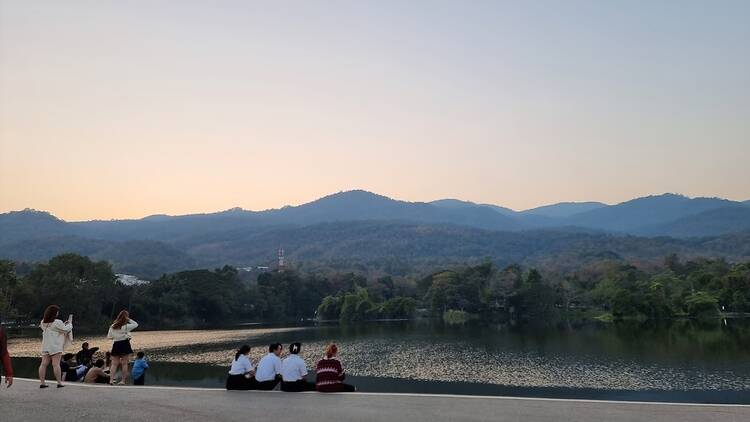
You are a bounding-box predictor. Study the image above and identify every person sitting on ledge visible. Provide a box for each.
[254,343,283,390]
[280,342,315,392]
[226,345,257,390]
[84,359,110,384]
[75,342,99,367]
[315,343,355,393]
[60,353,86,382]
[131,351,149,385]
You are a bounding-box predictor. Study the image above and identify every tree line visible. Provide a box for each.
[0,253,748,328]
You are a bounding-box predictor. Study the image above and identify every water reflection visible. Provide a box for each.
[9,319,750,399]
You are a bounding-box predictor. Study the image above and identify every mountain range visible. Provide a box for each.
[1,190,749,278]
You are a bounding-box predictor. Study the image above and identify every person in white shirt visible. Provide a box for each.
[280,342,315,392]
[39,305,73,388]
[107,310,138,385]
[226,345,257,390]
[254,343,283,390]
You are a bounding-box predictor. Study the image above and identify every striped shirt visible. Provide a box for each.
[315,357,344,392]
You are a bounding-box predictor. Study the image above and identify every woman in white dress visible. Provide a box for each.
[39,305,73,388]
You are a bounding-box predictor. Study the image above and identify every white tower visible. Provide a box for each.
[278,247,285,271]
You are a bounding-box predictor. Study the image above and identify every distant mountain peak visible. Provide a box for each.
[522,201,607,218]
[430,198,516,216]
[624,193,732,204]
[654,193,686,198]
[307,190,400,206]
[321,189,395,200]
[430,199,478,208]
[567,193,739,233]
[3,191,748,244]
[142,214,173,221]
[3,208,64,221]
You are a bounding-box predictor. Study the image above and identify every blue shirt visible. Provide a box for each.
[132,358,149,379]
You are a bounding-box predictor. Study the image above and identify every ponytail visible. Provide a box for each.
[235,345,250,361]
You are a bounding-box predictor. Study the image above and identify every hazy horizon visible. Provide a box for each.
[2,1,749,221]
[4,189,749,223]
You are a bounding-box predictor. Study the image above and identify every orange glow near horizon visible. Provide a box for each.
[1,2,749,221]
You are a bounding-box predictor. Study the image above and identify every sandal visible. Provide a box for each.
[40,384,49,389]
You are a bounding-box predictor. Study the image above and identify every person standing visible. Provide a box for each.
[315,343,355,393]
[281,342,315,392]
[0,314,13,388]
[39,305,73,388]
[107,310,138,385]
[254,343,283,390]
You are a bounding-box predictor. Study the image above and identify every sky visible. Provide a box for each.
[1,0,748,221]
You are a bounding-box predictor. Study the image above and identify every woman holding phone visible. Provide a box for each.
[107,310,138,385]
[39,305,73,388]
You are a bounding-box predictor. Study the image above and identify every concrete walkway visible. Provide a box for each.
[1,378,748,422]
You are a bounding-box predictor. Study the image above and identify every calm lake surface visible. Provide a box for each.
[10,319,750,403]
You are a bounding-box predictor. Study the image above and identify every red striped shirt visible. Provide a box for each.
[315,358,344,392]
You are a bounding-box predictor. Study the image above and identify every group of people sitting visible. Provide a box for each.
[227,342,355,393]
[18,303,356,393]
[58,342,149,386]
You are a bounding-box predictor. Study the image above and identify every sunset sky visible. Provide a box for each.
[1,1,748,221]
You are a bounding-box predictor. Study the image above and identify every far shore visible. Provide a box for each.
[7,326,308,361]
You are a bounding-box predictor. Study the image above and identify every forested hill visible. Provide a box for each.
[1,220,749,280]
[1,190,750,279]
[2,191,750,243]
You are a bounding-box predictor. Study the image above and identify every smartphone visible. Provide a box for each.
[68,314,73,322]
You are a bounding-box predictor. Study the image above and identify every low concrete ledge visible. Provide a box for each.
[1,378,748,422]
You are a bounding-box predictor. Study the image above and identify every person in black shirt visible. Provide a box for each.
[75,342,99,367]
[60,353,85,382]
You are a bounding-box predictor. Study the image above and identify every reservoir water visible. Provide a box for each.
[8,319,750,403]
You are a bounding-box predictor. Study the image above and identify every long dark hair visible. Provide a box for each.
[235,345,251,361]
[42,305,60,323]
[111,310,129,329]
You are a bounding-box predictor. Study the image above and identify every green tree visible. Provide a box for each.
[0,260,18,317]
[685,292,719,318]
[21,254,118,326]
[339,288,375,322]
[316,296,342,320]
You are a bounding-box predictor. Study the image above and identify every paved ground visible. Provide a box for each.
[2,378,749,422]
